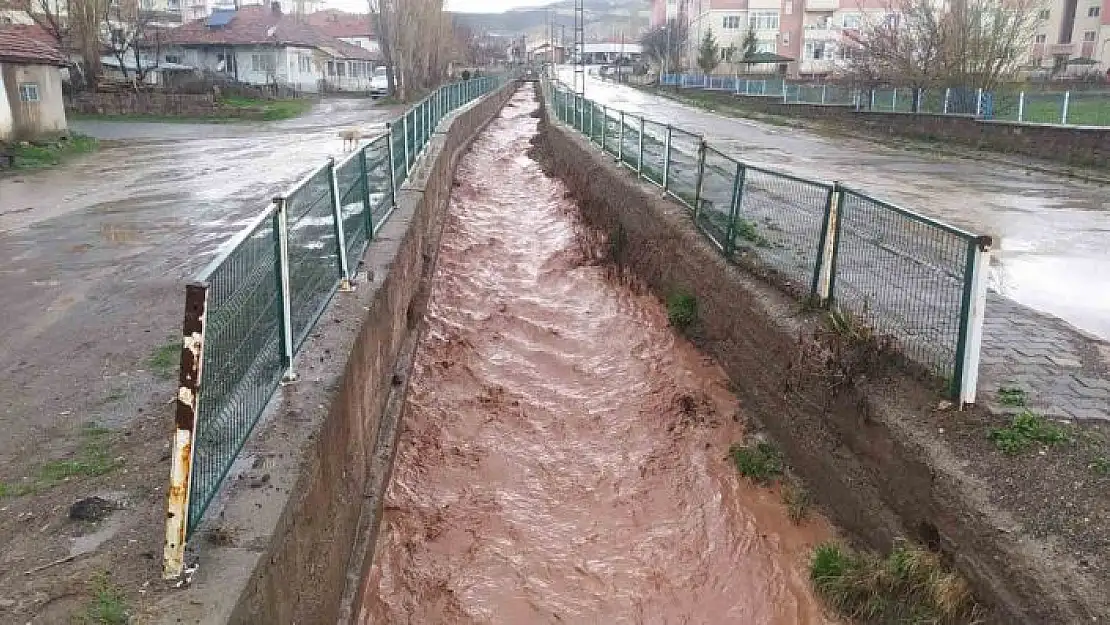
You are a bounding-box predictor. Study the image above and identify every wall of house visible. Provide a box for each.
[0,64,14,142]
[337,36,380,54]
[167,44,325,92]
[1,63,67,142]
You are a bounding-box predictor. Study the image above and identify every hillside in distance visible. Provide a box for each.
[451,0,649,40]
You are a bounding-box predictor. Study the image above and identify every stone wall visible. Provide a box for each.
[708,92,1110,169]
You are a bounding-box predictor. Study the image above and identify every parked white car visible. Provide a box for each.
[369,67,390,97]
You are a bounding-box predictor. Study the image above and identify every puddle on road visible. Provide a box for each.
[359,89,835,624]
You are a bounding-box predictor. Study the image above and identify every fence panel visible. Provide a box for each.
[188,209,285,531]
[336,151,369,266]
[284,165,342,351]
[695,147,739,249]
[366,135,394,232]
[831,189,975,381]
[735,167,833,293]
[619,113,642,170]
[641,119,668,186]
[666,126,701,210]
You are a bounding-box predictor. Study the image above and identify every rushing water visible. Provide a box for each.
[359,88,837,625]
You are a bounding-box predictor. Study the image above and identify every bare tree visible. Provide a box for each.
[16,0,108,88]
[641,17,687,75]
[104,0,168,88]
[369,0,446,101]
[844,0,1040,91]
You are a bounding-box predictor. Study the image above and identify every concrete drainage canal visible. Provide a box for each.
[355,87,838,623]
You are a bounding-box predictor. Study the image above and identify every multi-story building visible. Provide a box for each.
[650,0,685,28]
[1028,0,1110,75]
[682,0,891,77]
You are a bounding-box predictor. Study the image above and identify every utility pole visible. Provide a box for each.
[574,0,585,96]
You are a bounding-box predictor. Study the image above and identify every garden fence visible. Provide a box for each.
[546,79,991,409]
[658,73,1110,127]
[163,76,501,579]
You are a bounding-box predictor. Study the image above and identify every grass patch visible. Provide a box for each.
[75,572,129,625]
[729,441,784,484]
[666,292,697,331]
[1,423,119,498]
[147,341,181,380]
[810,541,983,624]
[219,96,313,121]
[988,410,1069,455]
[5,134,98,170]
[781,477,812,524]
[1090,456,1110,476]
[996,386,1028,407]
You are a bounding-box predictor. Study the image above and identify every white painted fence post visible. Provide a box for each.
[1018,91,1025,122]
[821,84,827,105]
[1062,91,1071,125]
[943,87,950,114]
[975,88,983,117]
[959,237,993,407]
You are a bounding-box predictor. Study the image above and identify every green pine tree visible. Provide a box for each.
[697,28,721,75]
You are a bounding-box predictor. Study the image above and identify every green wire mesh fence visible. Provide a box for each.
[542,79,991,402]
[165,76,502,578]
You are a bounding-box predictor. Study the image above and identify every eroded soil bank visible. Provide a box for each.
[357,88,836,624]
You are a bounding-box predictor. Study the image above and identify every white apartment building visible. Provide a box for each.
[1028,0,1110,75]
[680,0,892,77]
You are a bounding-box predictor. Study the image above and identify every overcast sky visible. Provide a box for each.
[325,0,554,13]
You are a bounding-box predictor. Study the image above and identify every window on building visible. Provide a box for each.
[327,60,335,76]
[1089,6,1100,16]
[755,38,776,54]
[1035,33,1047,43]
[804,41,826,60]
[784,0,793,14]
[782,32,790,45]
[336,61,346,77]
[251,53,275,73]
[18,82,40,102]
[165,54,181,64]
[722,15,742,29]
[1038,8,1050,19]
[167,0,179,8]
[1084,30,1097,41]
[748,11,780,30]
[840,12,862,29]
[299,54,312,73]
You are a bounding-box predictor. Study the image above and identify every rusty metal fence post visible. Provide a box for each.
[163,282,208,580]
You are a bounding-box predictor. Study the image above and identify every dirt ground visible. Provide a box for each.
[0,97,399,623]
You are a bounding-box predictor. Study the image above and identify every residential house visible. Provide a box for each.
[306,9,379,54]
[0,25,68,141]
[160,2,379,93]
[1029,0,1110,75]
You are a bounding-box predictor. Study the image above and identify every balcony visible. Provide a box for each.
[805,0,839,10]
[1049,43,1076,55]
[804,22,841,40]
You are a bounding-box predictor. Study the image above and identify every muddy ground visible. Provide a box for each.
[0,97,399,622]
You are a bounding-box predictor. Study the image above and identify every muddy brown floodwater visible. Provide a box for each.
[358,88,837,624]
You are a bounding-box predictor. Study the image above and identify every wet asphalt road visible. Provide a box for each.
[566,71,1110,341]
[0,97,398,468]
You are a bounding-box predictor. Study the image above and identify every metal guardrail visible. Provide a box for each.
[544,79,991,407]
[163,76,501,578]
[659,73,1110,127]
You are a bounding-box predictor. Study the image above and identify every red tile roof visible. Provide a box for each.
[163,5,377,60]
[0,25,68,66]
[306,10,375,39]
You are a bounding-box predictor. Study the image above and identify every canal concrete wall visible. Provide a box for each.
[150,82,518,625]
[536,96,1106,624]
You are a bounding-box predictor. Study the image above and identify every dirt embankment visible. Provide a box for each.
[532,88,1110,624]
